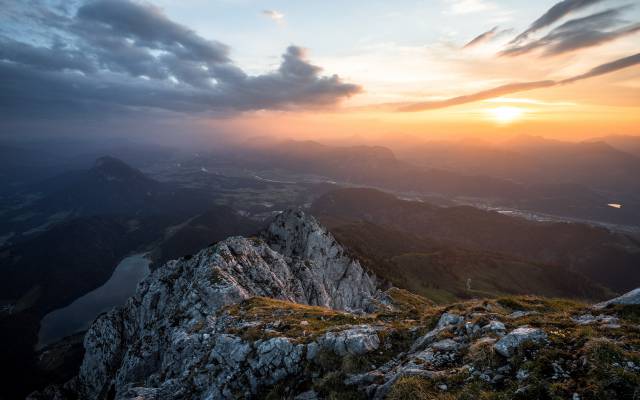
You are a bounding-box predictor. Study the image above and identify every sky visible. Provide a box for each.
[1,0,639,143]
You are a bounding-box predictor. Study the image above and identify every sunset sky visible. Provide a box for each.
[1,0,639,142]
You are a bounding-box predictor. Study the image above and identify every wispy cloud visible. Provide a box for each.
[560,52,640,83]
[262,9,285,24]
[483,97,577,106]
[502,7,640,57]
[510,0,605,44]
[463,26,513,48]
[398,52,640,111]
[464,26,499,48]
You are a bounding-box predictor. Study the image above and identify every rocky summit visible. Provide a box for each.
[31,210,640,400]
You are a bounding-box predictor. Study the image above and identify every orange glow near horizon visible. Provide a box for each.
[205,64,640,143]
[209,94,640,144]
[486,107,527,124]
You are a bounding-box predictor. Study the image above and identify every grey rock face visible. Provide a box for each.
[410,312,463,352]
[507,311,536,319]
[494,327,547,357]
[432,339,458,352]
[264,209,379,312]
[68,209,381,400]
[317,325,381,356]
[594,288,640,309]
[435,313,464,330]
[572,314,620,327]
[483,320,506,333]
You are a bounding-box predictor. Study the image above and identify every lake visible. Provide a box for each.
[37,253,151,349]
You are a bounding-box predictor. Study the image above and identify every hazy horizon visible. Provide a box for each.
[1,0,639,144]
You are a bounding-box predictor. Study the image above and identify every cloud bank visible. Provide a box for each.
[0,0,360,119]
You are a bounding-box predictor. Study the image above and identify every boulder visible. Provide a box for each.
[483,320,506,332]
[594,288,640,309]
[410,312,463,352]
[318,325,380,356]
[494,327,547,357]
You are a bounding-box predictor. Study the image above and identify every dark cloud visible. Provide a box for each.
[502,7,640,57]
[76,0,230,64]
[0,0,361,120]
[398,52,640,111]
[0,46,361,118]
[511,0,605,44]
[0,36,95,73]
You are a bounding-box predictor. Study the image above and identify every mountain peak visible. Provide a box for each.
[91,156,148,182]
[45,208,380,399]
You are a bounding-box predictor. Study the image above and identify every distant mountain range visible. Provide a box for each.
[0,156,213,246]
[394,134,640,200]
[236,138,528,199]
[233,137,640,227]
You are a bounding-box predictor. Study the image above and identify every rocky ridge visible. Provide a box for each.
[30,209,640,400]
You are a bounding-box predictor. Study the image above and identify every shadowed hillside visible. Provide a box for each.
[312,188,640,294]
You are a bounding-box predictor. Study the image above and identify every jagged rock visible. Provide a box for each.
[494,327,547,357]
[306,342,319,361]
[435,313,464,330]
[516,368,529,381]
[410,312,463,352]
[572,314,620,327]
[465,322,480,335]
[294,390,319,400]
[26,378,78,400]
[60,209,381,400]
[483,320,506,333]
[507,311,536,319]
[263,209,379,312]
[117,387,160,400]
[594,288,640,309]
[432,339,458,352]
[253,337,304,384]
[318,325,381,356]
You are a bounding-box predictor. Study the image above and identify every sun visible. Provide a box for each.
[486,106,525,124]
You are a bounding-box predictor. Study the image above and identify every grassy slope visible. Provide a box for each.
[320,218,613,304]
